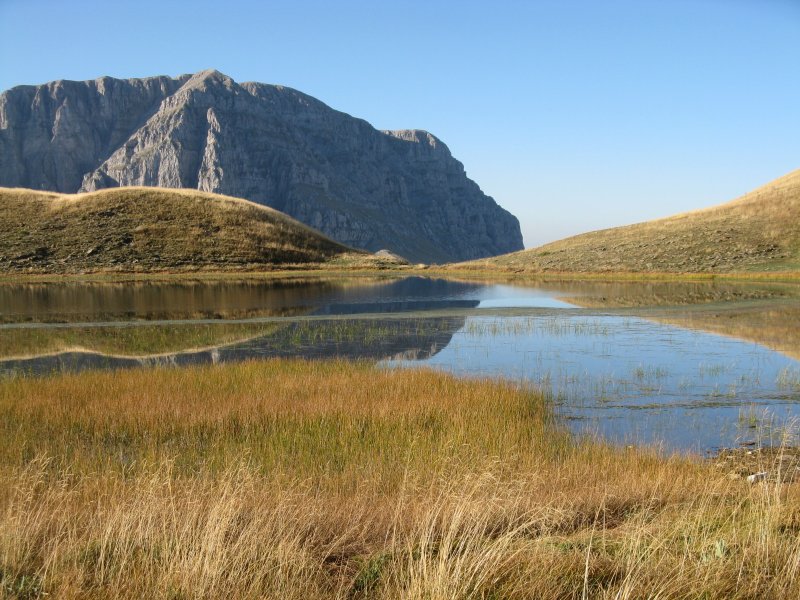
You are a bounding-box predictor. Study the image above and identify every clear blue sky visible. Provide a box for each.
[1,0,798,247]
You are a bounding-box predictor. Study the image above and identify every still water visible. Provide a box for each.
[2,276,799,452]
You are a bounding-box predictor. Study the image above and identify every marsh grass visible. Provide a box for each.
[463,316,610,337]
[2,360,800,598]
[278,318,457,349]
[778,367,800,392]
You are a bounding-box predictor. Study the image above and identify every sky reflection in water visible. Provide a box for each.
[385,314,800,453]
[2,276,799,452]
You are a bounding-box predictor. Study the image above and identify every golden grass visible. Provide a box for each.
[436,268,800,284]
[0,268,422,285]
[0,187,368,274]
[2,360,800,598]
[460,169,800,275]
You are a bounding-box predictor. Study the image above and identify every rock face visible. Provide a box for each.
[0,69,523,262]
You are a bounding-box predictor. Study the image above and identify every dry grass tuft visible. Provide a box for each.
[2,360,800,598]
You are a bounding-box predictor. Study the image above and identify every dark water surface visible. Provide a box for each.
[2,276,799,452]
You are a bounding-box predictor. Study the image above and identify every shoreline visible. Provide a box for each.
[2,264,800,285]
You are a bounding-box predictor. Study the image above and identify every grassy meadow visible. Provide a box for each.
[459,168,800,275]
[2,360,800,599]
[0,187,386,275]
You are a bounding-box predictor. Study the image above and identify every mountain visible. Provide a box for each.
[0,186,375,274]
[459,169,800,274]
[0,70,523,263]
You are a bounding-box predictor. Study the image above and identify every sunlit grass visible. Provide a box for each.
[456,168,800,275]
[0,187,368,276]
[0,359,554,481]
[2,360,800,598]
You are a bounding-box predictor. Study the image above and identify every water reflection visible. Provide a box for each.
[0,277,488,323]
[6,276,792,323]
[385,314,800,452]
[0,317,466,376]
[2,275,800,452]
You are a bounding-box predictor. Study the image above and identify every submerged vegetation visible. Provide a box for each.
[3,360,800,598]
[0,317,463,365]
[463,316,611,337]
[0,322,284,359]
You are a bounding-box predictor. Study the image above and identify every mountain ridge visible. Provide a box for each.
[0,69,523,263]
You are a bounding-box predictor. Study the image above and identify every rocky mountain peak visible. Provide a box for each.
[0,70,524,262]
[181,69,237,92]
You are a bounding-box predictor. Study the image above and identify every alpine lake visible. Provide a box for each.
[2,275,800,454]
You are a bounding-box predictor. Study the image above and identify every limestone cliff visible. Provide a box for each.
[0,69,523,262]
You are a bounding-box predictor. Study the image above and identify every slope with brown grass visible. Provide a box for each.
[0,187,369,274]
[3,360,800,598]
[462,169,800,274]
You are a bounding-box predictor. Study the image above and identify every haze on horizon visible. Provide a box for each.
[1,0,797,248]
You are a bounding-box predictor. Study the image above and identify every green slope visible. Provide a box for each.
[0,187,365,273]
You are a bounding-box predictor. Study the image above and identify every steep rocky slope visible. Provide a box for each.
[0,70,523,263]
[0,187,367,274]
[460,169,800,274]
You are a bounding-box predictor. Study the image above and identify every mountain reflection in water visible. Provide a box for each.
[2,275,800,453]
[0,277,489,323]
[0,317,468,376]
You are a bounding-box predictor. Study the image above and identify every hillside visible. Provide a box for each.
[0,70,523,263]
[0,187,369,274]
[460,169,800,274]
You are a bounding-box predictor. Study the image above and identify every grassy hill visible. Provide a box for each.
[0,187,377,274]
[459,169,800,274]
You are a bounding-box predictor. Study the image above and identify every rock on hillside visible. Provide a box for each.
[0,70,523,263]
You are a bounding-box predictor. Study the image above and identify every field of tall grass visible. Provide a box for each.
[2,360,800,599]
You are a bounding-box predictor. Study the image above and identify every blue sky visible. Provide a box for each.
[1,0,798,247]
